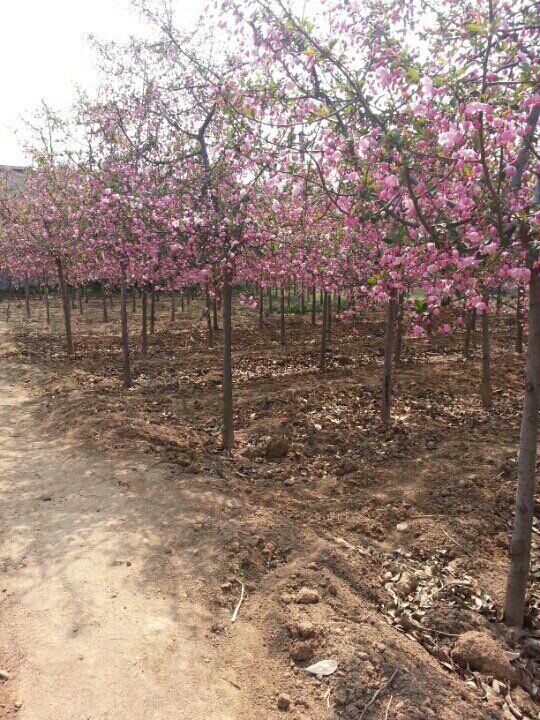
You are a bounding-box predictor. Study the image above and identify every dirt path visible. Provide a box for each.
[0,336,258,720]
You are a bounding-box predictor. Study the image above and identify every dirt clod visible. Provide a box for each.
[290,640,314,661]
[266,433,290,459]
[453,631,519,685]
[395,572,417,597]
[277,693,291,711]
[295,588,320,604]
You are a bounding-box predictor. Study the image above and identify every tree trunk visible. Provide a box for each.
[213,298,219,331]
[24,276,30,319]
[56,258,74,356]
[381,291,397,424]
[301,286,305,314]
[78,286,84,315]
[120,266,132,389]
[170,290,176,323]
[108,288,113,309]
[132,287,136,313]
[319,290,329,373]
[5,278,11,321]
[71,285,77,310]
[258,286,264,331]
[311,286,316,326]
[464,308,475,359]
[280,285,286,345]
[150,289,156,334]
[336,292,341,321]
[222,272,234,449]
[141,287,148,358]
[287,286,291,311]
[481,294,492,409]
[504,265,540,627]
[206,285,214,348]
[516,286,524,353]
[44,283,50,327]
[327,292,332,340]
[267,287,273,314]
[395,292,405,367]
[180,292,185,312]
[100,280,109,323]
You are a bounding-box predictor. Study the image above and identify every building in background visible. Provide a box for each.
[0,165,27,194]
[0,165,28,289]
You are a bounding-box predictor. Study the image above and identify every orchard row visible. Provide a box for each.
[0,0,538,627]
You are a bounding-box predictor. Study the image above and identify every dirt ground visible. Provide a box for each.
[0,290,538,720]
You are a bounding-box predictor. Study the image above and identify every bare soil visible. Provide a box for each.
[0,292,538,720]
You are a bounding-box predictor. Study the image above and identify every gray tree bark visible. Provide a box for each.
[56,258,74,356]
[504,266,540,626]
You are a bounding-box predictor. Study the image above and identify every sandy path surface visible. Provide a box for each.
[0,336,252,720]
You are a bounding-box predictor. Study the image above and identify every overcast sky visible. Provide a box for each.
[0,0,204,166]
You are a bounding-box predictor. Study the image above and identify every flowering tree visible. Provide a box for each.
[0,0,537,628]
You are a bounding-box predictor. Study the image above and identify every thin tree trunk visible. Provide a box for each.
[311,286,316,326]
[71,285,77,310]
[132,287,136,313]
[24,276,30,319]
[171,290,176,323]
[327,291,332,340]
[56,258,74,356]
[150,289,156,334]
[395,292,405,367]
[381,291,397,424]
[481,293,492,409]
[141,287,148,358]
[336,291,341,322]
[78,286,83,315]
[222,272,234,449]
[267,287,273,314]
[213,298,219,331]
[504,265,540,627]
[280,285,286,345]
[301,285,305,314]
[258,286,264,331]
[120,266,132,389]
[516,285,524,353]
[100,280,109,323]
[206,285,214,348]
[6,278,11,321]
[319,290,329,372]
[43,282,50,327]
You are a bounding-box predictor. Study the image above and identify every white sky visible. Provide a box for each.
[0,0,204,166]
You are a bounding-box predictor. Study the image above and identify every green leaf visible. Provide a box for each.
[465,22,483,33]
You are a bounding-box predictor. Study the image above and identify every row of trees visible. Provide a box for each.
[0,0,538,628]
